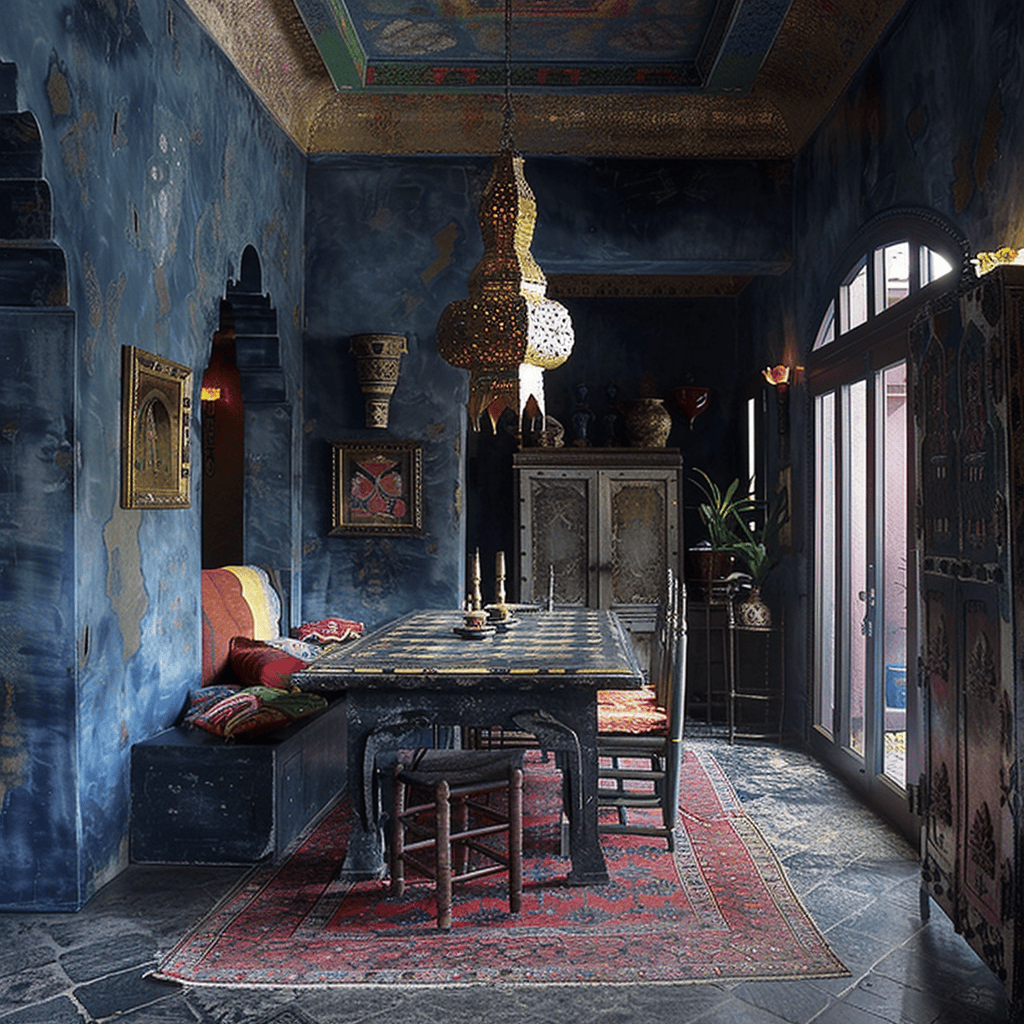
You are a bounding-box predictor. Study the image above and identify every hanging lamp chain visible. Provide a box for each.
[500,0,515,151]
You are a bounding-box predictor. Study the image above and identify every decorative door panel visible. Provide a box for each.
[959,589,1011,941]
[521,473,595,607]
[914,265,1024,1006]
[604,476,670,607]
[920,579,957,917]
[918,328,959,558]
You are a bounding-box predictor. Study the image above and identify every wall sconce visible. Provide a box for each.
[762,364,791,390]
[350,333,407,429]
[763,364,791,461]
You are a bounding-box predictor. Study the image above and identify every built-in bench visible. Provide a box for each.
[129,566,348,864]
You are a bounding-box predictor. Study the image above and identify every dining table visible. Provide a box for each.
[293,606,644,886]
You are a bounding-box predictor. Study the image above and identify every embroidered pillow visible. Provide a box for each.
[223,689,329,739]
[293,617,364,644]
[182,685,240,727]
[265,636,322,661]
[190,686,328,740]
[190,690,261,736]
[229,636,308,690]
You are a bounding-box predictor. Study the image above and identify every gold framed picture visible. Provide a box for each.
[330,440,423,535]
[121,345,193,509]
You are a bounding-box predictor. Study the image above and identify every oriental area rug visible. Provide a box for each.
[153,749,847,988]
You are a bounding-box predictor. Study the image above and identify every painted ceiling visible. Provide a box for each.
[183,0,908,156]
[288,0,790,95]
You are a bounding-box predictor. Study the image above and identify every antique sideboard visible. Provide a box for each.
[513,448,683,674]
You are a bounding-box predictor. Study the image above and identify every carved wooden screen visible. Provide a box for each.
[913,265,1023,1004]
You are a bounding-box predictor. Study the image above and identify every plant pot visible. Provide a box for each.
[736,587,772,628]
[624,398,672,448]
[685,548,735,600]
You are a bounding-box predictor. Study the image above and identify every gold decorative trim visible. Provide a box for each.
[182,0,903,159]
[973,246,1024,277]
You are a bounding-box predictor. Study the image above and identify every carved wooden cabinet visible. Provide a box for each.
[513,449,683,672]
[913,265,1024,1004]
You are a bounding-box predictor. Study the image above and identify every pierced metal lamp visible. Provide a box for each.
[436,0,574,432]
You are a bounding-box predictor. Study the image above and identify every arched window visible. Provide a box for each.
[812,213,962,352]
[806,208,966,842]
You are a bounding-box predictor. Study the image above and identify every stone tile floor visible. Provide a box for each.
[0,738,1016,1024]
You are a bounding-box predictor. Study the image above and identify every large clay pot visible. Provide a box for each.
[624,398,672,448]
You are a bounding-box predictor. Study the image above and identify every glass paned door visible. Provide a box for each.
[812,359,914,836]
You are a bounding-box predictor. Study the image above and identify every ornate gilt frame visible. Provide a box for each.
[330,439,423,535]
[120,345,193,509]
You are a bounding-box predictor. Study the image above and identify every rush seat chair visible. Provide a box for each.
[596,571,687,850]
[390,749,524,931]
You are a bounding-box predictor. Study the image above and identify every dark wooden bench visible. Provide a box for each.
[129,565,348,864]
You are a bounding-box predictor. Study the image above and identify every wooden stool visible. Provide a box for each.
[390,749,523,931]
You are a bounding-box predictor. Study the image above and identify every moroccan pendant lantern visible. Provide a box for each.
[435,0,574,432]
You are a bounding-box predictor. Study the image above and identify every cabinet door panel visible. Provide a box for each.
[605,477,668,606]
[522,475,594,606]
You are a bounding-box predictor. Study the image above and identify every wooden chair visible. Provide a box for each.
[596,571,687,850]
[390,749,524,931]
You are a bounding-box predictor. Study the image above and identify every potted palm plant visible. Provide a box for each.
[727,484,788,626]
[689,470,756,600]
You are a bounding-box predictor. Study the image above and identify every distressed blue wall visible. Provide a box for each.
[0,0,305,909]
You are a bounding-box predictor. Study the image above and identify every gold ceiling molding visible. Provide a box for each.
[546,275,753,299]
[306,92,794,157]
[183,0,904,158]
[754,0,909,152]
[183,0,336,149]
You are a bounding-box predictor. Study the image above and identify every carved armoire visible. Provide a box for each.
[914,264,1024,1003]
[513,449,683,673]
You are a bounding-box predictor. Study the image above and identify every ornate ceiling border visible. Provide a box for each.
[182,0,907,158]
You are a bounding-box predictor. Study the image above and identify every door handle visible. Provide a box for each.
[859,586,875,636]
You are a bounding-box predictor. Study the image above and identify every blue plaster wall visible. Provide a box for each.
[0,0,306,909]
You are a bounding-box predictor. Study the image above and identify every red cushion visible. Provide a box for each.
[229,637,307,690]
[597,689,668,735]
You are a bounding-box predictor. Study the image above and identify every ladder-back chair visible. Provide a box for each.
[596,571,686,849]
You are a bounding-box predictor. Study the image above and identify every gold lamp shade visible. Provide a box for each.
[437,146,574,431]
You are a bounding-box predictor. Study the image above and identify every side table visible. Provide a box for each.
[728,607,785,744]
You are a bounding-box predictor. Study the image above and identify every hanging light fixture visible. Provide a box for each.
[436,0,575,432]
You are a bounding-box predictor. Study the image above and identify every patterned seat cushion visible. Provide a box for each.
[596,688,668,735]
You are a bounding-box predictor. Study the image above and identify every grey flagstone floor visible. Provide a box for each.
[0,736,1013,1024]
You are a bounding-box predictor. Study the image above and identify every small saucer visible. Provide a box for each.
[453,625,496,640]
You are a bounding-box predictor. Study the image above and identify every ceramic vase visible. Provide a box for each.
[624,398,672,448]
[737,587,772,627]
[350,333,407,428]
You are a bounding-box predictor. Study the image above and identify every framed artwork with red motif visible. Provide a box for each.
[330,440,423,535]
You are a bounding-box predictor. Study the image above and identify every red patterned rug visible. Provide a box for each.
[153,749,847,987]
